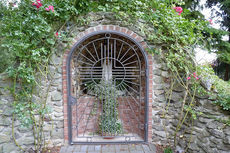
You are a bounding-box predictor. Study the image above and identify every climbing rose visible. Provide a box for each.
[37,1,42,7]
[209,19,213,25]
[187,72,199,81]
[32,0,42,9]
[46,5,54,12]
[192,72,199,80]
[55,32,59,37]
[173,7,183,15]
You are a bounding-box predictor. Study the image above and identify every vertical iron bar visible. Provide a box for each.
[107,37,109,61]
[101,43,103,67]
[111,44,113,67]
[76,89,79,140]
[104,45,106,62]
[67,53,73,144]
[111,43,115,136]
[114,40,116,67]
[139,69,142,140]
[117,85,135,138]
[101,84,104,137]
[116,85,125,137]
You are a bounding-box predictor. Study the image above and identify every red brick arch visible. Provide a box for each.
[62,25,153,143]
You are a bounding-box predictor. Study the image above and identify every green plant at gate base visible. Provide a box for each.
[93,80,122,135]
[164,147,173,153]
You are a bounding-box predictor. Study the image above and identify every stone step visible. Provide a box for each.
[60,144,156,153]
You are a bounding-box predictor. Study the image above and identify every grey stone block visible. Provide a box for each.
[88,145,95,151]
[73,145,81,152]
[148,143,156,152]
[51,91,62,101]
[0,134,11,144]
[153,76,162,84]
[66,146,75,152]
[154,131,166,138]
[81,145,88,152]
[142,145,150,152]
[211,129,224,138]
[119,145,129,151]
[95,145,101,151]
[2,107,13,116]
[224,136,230,144]
[2,143,18,153]
[52,129,64,139]
[128,144,136,151]
[102,145,115,152]
[135,145,143,151]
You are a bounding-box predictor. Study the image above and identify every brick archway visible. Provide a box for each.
[62,25,153,144]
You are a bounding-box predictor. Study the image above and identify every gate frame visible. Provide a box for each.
[62,25,153,144]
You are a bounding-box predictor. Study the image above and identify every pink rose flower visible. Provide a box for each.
[187,77,191,80]
[209,19,213,25]
[173,7,183,15]
[45,5,54,12]
[55,32,59,38]
[32,0,43,9]
[49,6,54,12]
[37,1,42,7]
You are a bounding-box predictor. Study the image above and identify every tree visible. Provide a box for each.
[206,0,230,81]
[183,0,230,81]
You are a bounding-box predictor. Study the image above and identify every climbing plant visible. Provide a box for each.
[0,0,229,152]
[0,0,79,152]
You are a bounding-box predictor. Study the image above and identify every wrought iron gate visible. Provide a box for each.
[67,31,148,144]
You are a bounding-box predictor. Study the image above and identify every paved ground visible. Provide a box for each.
[59,144,156,153]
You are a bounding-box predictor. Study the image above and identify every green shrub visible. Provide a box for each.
[164,147,173,153]
[198,65,230,111]
[0,45,15,73]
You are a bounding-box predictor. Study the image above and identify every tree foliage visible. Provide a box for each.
[206,0,230,80]
[183,0,230,80]
[206,0,230,30]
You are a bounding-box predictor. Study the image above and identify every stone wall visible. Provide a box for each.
[0,12,229,153]
[150,55,230,153]
[177,98,230,153]
[0,50,65,152]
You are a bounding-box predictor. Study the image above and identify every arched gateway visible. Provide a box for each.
[64,26,150,144]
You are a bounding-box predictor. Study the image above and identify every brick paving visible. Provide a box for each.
[60,144,156,153]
